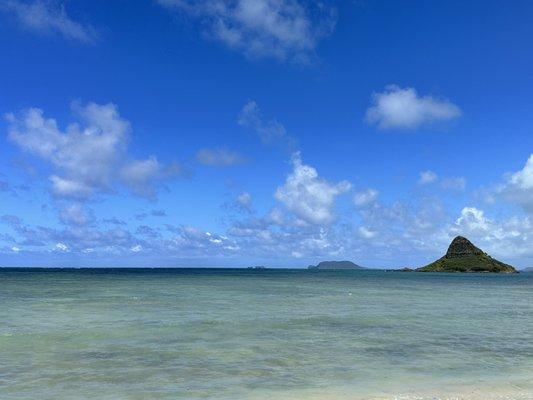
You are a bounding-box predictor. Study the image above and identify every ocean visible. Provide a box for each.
[0,268,532,400]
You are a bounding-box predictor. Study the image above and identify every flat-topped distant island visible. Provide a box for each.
[308,261,365,270]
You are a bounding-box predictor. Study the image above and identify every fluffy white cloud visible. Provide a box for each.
[353,188,378,206]
[130,244,142,253]
[6,102,177,200]
[49,175,93,199]
[238,100,294,147]
[196,147,246,166]
[119,156,176,198]
[499,154,533,213]
[158,0,336,62]
[275,152,351,225]
[454,207,490,233]
[1,0,98,43]
[509,154,533,189]
[366,85,461,130]
[418,170,438,185]
[55,242,68,252]
[448,207,526,259]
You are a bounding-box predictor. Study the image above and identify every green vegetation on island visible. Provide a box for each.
[417,236,517,273]
[308,261,364,270]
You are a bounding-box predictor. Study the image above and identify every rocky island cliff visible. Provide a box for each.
[417,236,517,273]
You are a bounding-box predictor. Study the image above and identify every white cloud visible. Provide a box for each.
[1,0,98,43]
[275,152,351,225]
[441,176,466,191]
[236,191,252,211]
[0,214,144,255]
[358,226,376,239]
[454,207,490,233]
[120,156,172,198]
[11,246,21,252]
[499,154,533,213]
[50,175,93,199]
[227,213,350,261]
[238,100,294,147]
[418,170,438,185]
[7,103,127,197]
[448,207,524,259]
[130,244,142,253]
[158,0,336,62]
[353,188,378,206]
[353,195,451,256]
[55,242,68,251]
[168,225,239,254]
[196,147,245,166]
[267,207,284,225]
[3,190,533,266]
[509,154,533,189]
[58,203,90,226]
[6,102,177,200]
[366,85,461,130]
[417,171,465,191]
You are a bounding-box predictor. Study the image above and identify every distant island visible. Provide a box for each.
[521,267,533,272]
[416,236,517,273]
[308,261,364,270]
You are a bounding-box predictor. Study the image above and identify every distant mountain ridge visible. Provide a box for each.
[308,261,364,270]
[522,267,533,272]
[417,236,517,273]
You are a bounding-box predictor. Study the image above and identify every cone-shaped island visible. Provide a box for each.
[417,236,517,273]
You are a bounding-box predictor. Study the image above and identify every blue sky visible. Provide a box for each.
[1,0,533,268]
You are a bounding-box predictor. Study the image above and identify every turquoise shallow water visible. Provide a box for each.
[1,268,532,400]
